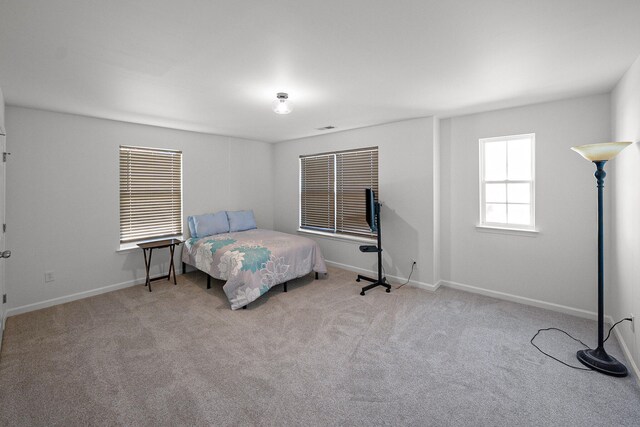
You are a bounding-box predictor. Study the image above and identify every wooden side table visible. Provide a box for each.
[137,238,182,292]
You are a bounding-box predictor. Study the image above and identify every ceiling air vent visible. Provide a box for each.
[316,126,335,131]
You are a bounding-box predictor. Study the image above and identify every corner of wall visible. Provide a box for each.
[610,52,640,381]
[433,117,441,284]
[438,117,452,282]
[0,85,5,344]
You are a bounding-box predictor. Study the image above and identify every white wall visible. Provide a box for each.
[440,94,611,315]
[5,106,273,313]
[273,118,439,288]
[0,87,4,132]
[611,54,640,375]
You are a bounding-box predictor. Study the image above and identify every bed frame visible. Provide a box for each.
[182,261,320,309]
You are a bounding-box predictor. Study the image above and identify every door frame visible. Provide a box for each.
[0,131,6,351]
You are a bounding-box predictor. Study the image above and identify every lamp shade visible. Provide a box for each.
[571,142,632,162]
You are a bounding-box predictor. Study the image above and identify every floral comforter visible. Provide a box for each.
[182,229,327,309]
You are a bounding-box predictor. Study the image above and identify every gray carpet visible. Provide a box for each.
[1,266,639,426]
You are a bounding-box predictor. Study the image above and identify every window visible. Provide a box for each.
[479,134,535,230]
[119,145,183,245]
[300,147,378,238]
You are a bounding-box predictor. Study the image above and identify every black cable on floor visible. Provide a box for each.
[530,318,632,371]
[530,327,592,370]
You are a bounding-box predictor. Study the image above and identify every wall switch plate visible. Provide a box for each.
[44,271,55,283]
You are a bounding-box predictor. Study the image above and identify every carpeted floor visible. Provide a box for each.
[1,266,639,426]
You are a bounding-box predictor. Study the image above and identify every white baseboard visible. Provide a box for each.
[612,322,640,382]
[5,277,147,318]
[325,260,440,291]
[441,280,598,320]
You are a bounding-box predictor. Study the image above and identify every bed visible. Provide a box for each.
[182,227,327,310]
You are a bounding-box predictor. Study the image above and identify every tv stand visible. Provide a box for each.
[356,201,391,295]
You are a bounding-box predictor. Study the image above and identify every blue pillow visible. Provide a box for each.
[227,210,257,232]
[187,216,197,238]
[193,211,230,238]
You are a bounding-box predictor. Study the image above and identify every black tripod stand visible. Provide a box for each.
[356,200,391,295]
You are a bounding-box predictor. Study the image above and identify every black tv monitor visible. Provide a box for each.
[365,188,377,232]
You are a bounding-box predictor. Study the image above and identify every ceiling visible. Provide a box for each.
[1,0,640,143]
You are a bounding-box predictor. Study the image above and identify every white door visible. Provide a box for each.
[0,132,6,349]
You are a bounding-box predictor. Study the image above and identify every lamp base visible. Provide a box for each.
[577,347,628,377]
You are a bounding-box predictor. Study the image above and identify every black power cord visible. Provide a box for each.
[603,318,632,343]
[530,318,632,371]
[395,261,416,289]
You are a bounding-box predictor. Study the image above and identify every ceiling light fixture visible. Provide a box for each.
[273,92,293,115]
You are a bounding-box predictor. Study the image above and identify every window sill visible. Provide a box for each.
[475,225,539,237]
[116,235,184,253]
[116,244,139,253]
[297,228,376,244]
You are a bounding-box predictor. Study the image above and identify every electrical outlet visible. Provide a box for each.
[631,314,635,332]
[44,271,55,283]
[411,259,417,268]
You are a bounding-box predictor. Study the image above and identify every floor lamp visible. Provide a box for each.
[571,141,632,377]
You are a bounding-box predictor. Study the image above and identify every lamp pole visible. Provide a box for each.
[595,160,606,349]
[575,160,628,377]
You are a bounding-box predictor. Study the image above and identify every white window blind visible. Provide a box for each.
[119,145,183,244]
[300,147,378,237]
[300,154,335,232]
[336,148,378,236]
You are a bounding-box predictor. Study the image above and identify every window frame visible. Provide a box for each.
[299,147,378,241]
[119,145,184,250]
[478,133,536,232]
